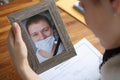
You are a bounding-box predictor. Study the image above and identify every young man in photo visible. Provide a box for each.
[26,15,64,63]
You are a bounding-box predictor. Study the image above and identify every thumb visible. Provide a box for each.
[12,22,23,42]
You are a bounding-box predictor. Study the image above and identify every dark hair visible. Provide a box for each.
[26,14,52,31]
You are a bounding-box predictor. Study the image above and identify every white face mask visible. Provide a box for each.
[34,35,55,52]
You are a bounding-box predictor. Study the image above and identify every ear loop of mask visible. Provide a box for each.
[53,37,61,56]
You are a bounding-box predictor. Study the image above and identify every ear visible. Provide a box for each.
[112,0,120,14]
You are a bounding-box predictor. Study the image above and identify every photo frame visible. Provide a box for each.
[8,0,76,74]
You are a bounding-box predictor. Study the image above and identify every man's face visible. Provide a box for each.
[28,20,53,42]
[80,0,120,48]
[80,0,114,34]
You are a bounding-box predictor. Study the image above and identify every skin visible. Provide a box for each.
[7,23,41,80]
[7,0,120,80]
[28,20,56,58]
[80,0,120,79]
[28,20,53,42]
[80,0,120,49]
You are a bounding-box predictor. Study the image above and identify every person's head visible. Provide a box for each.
[26,15,53,42]
[80,0,120,49]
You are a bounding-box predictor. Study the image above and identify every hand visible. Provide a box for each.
[7,22,28,68]
[7,23,41,80]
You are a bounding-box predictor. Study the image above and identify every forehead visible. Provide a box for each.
[34,19,49,24]
[29,19,50,26]
[28,20,51,31]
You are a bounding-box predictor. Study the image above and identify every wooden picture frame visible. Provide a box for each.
[8,0,76,74]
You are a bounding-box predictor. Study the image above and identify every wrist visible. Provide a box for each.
[16,59,30,73]
[16,60,41,80]
[15,59,37,80]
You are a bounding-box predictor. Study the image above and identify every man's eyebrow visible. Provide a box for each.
[30,32,37,35]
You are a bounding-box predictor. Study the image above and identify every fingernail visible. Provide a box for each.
[13,22,18,27]
[12,22,18,33]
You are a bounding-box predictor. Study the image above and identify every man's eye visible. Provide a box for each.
[43,28,49,32]
[45,28,49,31]
[32,33,38,37]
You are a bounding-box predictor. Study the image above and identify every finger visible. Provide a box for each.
[12,22,23,42]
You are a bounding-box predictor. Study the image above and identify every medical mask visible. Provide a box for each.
[35,35,55,52]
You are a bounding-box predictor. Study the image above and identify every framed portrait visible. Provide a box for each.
[8,0,76,74]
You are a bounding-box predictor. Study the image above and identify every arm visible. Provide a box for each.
[7,22,42,80]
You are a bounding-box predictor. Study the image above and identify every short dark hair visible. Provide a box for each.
[26,14,52,30]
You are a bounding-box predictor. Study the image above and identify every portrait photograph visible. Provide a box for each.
[8,0,76,73]
[22,11,65,63]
